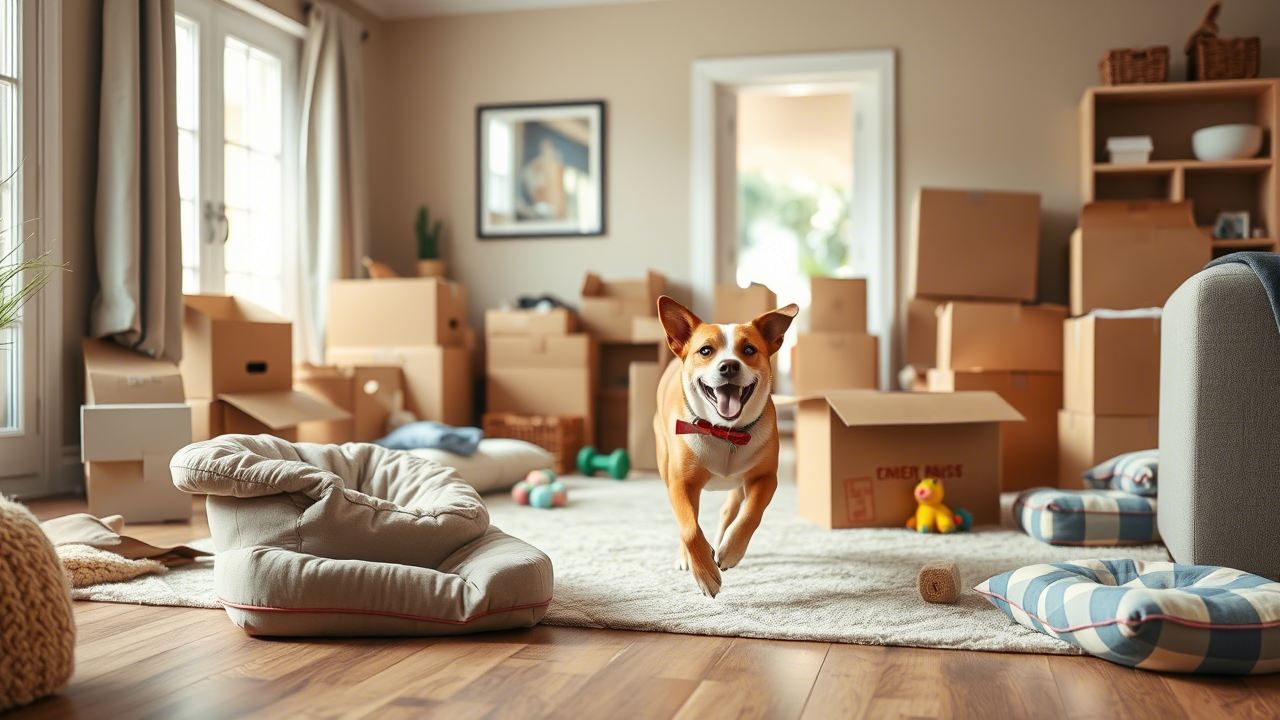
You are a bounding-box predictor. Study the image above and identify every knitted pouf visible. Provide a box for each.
[0,496,75,712]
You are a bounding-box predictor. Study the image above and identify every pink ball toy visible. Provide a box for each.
[525,469,554,486]
[511,481,532,505]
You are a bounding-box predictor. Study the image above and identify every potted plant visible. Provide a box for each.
[415,205,445,278]
[2,167,64,341]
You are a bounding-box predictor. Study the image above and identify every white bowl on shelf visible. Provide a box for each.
[1192,124,1264,162]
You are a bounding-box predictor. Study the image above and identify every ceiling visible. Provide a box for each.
[353,0,680,20]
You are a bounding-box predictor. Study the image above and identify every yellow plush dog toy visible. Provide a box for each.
[906,478,972,534]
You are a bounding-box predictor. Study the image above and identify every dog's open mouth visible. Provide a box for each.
[698,380,757,421]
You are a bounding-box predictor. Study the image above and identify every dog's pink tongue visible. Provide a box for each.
[715,385,742,418]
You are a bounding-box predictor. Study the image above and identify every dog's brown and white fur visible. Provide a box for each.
[653,296,799,597]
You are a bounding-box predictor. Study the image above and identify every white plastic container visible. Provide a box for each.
[1106,136,1154,165]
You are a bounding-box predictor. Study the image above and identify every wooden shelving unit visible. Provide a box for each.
[1081,79,1279,257]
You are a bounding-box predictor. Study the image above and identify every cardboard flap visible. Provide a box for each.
[81,404,193,462]
[781,390,1023,426]
[218,390,351,429]
[183,294,290,324]
[631,316,665,343]
[83,338,186,404]
[581,272,604,297]
[1079,201,1196,229]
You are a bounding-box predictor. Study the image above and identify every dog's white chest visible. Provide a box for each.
[679,432,765,484]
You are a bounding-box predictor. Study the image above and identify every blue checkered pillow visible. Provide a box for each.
[1083,449,1158,496]
[976,559,1280,674]
[1014,488,1158,546]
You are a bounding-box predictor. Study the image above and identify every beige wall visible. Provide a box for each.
[375,0,1280,335]
[737,92,852,189]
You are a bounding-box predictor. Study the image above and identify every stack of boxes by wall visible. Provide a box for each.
[1058,201,1210,487]
[792,277,877,394]
[907,187,1063,492]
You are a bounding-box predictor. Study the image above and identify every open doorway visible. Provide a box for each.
[690,51,896,389]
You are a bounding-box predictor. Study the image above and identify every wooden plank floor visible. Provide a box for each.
[13,495,1280,720]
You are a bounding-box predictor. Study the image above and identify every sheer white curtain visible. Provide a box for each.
[92,0,183,361]
[296,1,368,365]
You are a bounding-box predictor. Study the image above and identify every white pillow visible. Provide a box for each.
[408,438,553,494]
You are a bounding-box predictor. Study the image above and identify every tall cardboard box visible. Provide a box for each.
[1058,409,1158,489]
[181,295,293,397]
[905,298,940,368]
[1070,201,1210,316]
[81,339,193,522]
[485,308,576,337]
[928,369,1062,492]
[1064,314,1161,416]
[628,362,662,471]
[295,365,404,444]
[791,332,879,395]
[936,302,1067,372]
[809,277,867,332]
[327,346,471,427]
[327,278,468,348]
[714,283,777,324]
[580,270,665,341]
[786,391,1023,529]
[487,334,596,444]
[910,188,1041,301]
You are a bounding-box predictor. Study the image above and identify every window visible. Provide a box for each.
[176,0,298,316]
[0,0,21,434]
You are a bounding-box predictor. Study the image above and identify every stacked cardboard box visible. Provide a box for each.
[326,278,472,428]
[181,295,348,442]
[295,364,404,444]
[908,187,1065,491]
[1057,201,1209,487]
[792,277,878,395]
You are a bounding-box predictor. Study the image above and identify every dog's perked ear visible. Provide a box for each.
[657,296,702,359]
[752,304,799,356]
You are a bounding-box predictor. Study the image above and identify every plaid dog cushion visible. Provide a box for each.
[1014,488,1158,546]
[976,560,1280,674]
[1083,449,1158,496]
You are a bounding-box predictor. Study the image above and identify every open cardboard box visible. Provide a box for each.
[82,339,193,522]
[1064,313,1161,416]
[1070,201,1210,316]
[328,277,468,348]
[936,301,1067,372]
[909,187,1041,302]
[180,294,293,397]
[782,390,1023,529]
[327,346,470,427]
[295,364,404,444]
[189,390,350,443]
[791,332,879,395]
[485,307,576,336]
[580,270,665,342]
[487,334,596,445]
[713,283,778,324]
[809,277,867,333]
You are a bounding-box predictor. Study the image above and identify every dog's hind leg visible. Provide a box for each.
[713,487,743,551]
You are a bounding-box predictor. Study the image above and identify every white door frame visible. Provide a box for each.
[689,50,896,389]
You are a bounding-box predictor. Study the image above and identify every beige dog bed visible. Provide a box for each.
[170,436,553,636]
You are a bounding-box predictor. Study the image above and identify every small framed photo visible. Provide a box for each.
[1213,211,1250,240]
[477,101,606,239]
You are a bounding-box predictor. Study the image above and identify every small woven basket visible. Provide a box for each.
[1099,47,1169,85]
[482,413,585,475]
[1188,36,1260,80]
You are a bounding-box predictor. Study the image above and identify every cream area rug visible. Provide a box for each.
[74,479,1170,653]
[71,537,219,609]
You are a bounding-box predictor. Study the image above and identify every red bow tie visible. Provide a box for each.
[675,418,752,446]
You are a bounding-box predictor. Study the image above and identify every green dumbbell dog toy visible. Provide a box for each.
[576,446,630,480]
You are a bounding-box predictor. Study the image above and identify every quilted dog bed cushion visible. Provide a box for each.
[976,559,1280,674]
[1014,488,1158,546]
[170,435,553,636]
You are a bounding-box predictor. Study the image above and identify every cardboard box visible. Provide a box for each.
[295,364,404,444]
[485,308,576,337]
[714,283,777,324]
[937,302,1067,372]
[810,277,867,333]
[1064,314,1161,416]
[327,346,472,427]
[327,277,468,348]
[628,362,662,471]
[1070,201,1211,316]
[221,390,351,442]
[487,334,596,444]
[788,391,1023,529]
[599,343,660,391]
[1058,410,1158,489]
[910,188,1041,302]
[632,316,672,364]
[181,295,292,397]
[928,369,1063,492]
[906,298,941,368]
[188,398,223,442]
[791,332,879,396]
[81,339,193,522]
[580,270,665,342]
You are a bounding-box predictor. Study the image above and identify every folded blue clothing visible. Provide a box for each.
[1206,252,1280,337]
[1083,449,1158,496]
[375,421,483,456]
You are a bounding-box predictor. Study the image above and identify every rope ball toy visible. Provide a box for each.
[512,469,568,509]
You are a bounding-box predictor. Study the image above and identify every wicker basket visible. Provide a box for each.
[1187,36,1260,80]
[1099,47,1169,85]
[482,413,585,475]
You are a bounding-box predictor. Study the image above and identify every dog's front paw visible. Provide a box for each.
[716,532,747,570]
[675,545,690,571]
[690,563,722,598]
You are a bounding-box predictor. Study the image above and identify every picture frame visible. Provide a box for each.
[1212,211,1250,240]
[476,101,606,239]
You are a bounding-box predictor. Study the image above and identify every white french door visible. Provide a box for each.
[176,0,299,317]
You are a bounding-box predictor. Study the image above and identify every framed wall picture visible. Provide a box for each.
[477,101,606,239]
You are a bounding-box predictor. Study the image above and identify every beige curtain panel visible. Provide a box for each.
[297,1,369,365]
[91,0,183,362]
